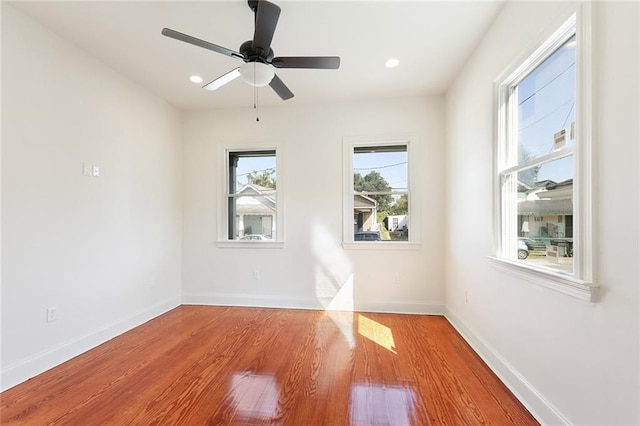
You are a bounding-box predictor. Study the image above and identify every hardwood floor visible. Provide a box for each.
[1,306,538,425]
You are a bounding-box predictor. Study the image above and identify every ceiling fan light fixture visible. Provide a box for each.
[239,62,274,87]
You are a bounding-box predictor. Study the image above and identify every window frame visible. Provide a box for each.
[217,145,285,249]
[342,136,420,250]
[492,6,599,301]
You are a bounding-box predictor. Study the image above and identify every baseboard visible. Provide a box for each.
[182,293,323,310]
[1,297,181,392]
[444,306,569,425]
[355,300,444,315]
[183,294,444,315]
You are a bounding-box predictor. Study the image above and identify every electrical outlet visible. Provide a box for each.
[91,165,100,177]
[252,270,260,280]
[47,306,57,322]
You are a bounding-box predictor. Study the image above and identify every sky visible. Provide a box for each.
[353,151,407,191]
[517,34,576,183]
[235,155,276,188]
[234,150,407,191]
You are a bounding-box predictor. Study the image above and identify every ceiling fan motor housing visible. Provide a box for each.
[239,40,274,63]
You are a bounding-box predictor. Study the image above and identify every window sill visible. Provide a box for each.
[488,256,599,302]
[342,242,421,251]
[216,241,285,249]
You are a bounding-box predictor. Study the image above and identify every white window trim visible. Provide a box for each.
[492,4,599,302]
[342,135,421,250]
[216,143,285,249]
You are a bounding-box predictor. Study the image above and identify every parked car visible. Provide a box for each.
[239,234,270,241]
[519,237,538,250]
[518,240,530,259]
[354,231,380,241]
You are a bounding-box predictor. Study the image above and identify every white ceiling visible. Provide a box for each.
[11,1,504,111]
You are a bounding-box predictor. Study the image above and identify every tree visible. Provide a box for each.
[354,171,392,210]
[388,194,408,215]
[247,169,276,189]
[518,145,540,186]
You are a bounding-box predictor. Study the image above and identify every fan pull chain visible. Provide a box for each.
[253,62,259,122]
[253,82,260,121]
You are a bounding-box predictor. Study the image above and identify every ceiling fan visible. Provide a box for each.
[162,0,340,101]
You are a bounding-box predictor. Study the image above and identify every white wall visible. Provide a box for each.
[182,97,446,314]
[3,2,638,422]
[1,5,183,390]
[445,1,639,424]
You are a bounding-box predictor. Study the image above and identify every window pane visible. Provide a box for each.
[353,145,408,241]
[231,152,276,194]
[229,195,276,240]
[228,150,276,240]
[517,35,576,163]
[517,156,573,274]
[354,148,407,193]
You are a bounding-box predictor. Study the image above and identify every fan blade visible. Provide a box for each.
[269,74,294,100]
[162,28,242,59]
[203,68,241,91]
[253,0,281,53]
[271,56,340,69]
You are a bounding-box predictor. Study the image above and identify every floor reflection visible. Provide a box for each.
[229,372,279,421]
[350,383,416,426]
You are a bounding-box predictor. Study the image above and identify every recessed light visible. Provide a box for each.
[190,75,203,84]
[385,58,399,68]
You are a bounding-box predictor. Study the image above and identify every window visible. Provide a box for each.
[494,10,597,301]
[343,139,416,246]
[225,149,278,242]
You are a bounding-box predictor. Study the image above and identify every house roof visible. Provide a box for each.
[238,183,275,195]
[236,184,276,215]
[354,194,376,210]
[237,202,275,215]
[544,179,573,190]
[518,199,573,215]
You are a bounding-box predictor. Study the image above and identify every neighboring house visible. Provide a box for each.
[386,214,408,232]
[353,194,377,233]
[518,180,573,240]
[235,184,276,238]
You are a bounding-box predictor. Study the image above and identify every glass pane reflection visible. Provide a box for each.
[351,384,416,426]
[517,156,574,274]
[230,373,279,420]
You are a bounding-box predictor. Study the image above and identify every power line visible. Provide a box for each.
[518,98,574,133]
[518,61,575,107]
[355,161,407,171]
[561,102,575,129]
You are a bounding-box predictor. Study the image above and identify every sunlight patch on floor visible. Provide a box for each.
[357,314,396,354]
